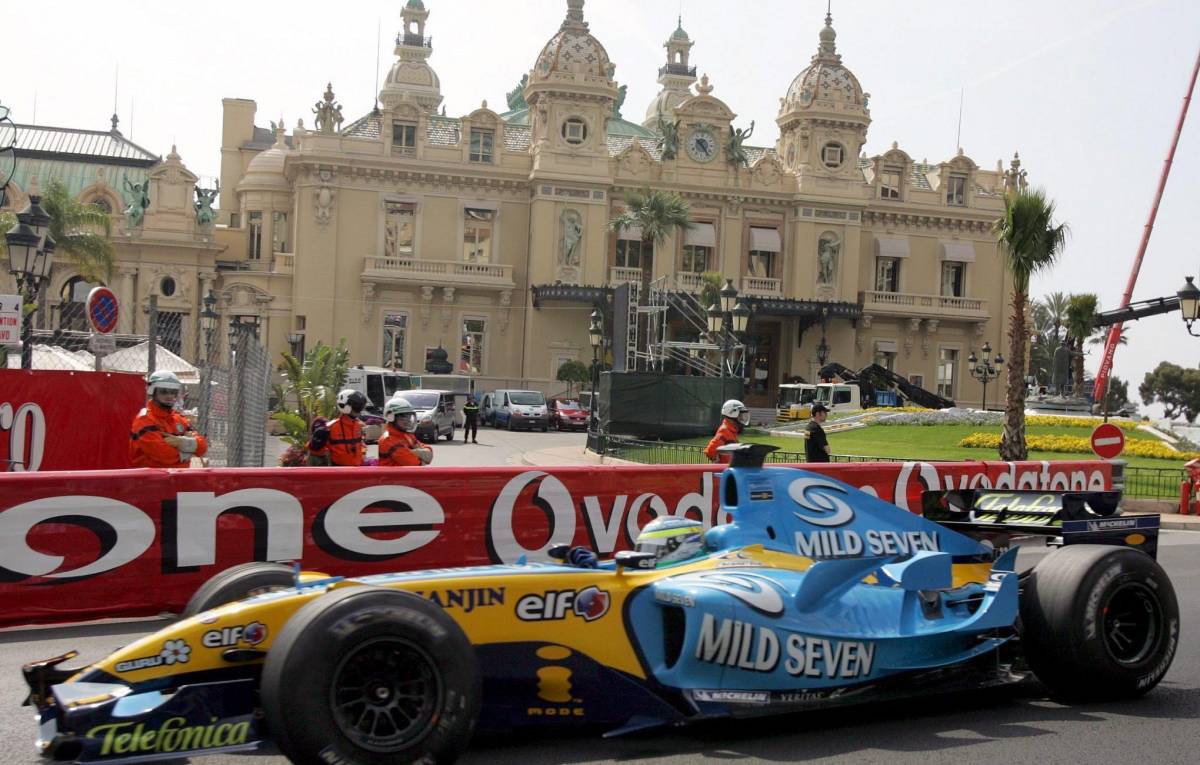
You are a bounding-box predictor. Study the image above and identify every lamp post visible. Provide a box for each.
[200,290,219,365]
[1179,276,1200,336]
[967,341,1004,411]
[5,192,56,369]
[706,279,750,378]
[287,332,305,361]
[587,308,607,451]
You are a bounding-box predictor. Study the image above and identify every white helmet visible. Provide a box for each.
[721,399,750,425]
[384,396,417,431]
[635,517,706,566]
[336,388,367,415]
[147,369,183,398]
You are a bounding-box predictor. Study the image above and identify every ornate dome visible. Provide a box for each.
[780,13,866,115]
[239,125,290,191]
[531,0,614,85]
[671,18,689,41]
[379,0,442,113]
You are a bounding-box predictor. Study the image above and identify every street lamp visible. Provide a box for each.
[1179,276,1200,336]
[287,332,305,361]
[706,280,751,378]
[5,192,56,369]
[967,341,1004,411]
[816,336,830,366]
[587,308,605,447]
[200,289,219,364]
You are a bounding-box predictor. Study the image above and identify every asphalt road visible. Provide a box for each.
[3,433,1197,764]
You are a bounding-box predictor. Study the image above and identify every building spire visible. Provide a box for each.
[111,64,121,135]
[817,4,839,61]
[564,0,587,31]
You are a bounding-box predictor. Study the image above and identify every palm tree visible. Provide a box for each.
[271,339,351,448]
[1041,291,1069,345]
[41,178,114,284]
[993,188,1069,460]
[609,188,693,369]
[1064,293,1097,393]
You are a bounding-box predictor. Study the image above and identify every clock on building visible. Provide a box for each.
[686,126,718,163]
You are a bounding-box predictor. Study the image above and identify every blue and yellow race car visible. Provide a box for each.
[24,445,1179,764]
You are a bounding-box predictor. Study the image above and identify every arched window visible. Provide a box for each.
[59,276,101,332]
[89,197,113,214]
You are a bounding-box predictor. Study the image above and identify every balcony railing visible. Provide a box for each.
[740,276,783,297]
[274,253,294,274]
[860,289,988,318]
[362,256,515,288]
[673,272,705,292]
[609,266,642,285]
[658,63,697,78]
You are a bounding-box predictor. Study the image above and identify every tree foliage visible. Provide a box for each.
[1064,292,1097,390]
[1140,361,1200,423]
[609,187,693,296]
[40,178,115,284]
[555,360,591,397]
[993,188,1069,459]
[271,339,351,447]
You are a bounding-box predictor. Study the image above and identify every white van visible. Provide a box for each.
[344,366,414,414]
[490,389,549,431]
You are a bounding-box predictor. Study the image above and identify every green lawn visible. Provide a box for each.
[675,424,1187,471]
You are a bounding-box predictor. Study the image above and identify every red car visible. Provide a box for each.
[548,397,589,431]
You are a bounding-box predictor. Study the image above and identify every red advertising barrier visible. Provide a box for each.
[0,459,1111,628]
[0,370,144,472]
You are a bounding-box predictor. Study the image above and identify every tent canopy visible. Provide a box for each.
[101,341,200,384]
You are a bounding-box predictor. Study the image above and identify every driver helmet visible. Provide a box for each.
[336,388,367,415]
[384,396,417,432]
[721,399,750,426]
[147,370,183,405]
[635,516,706,566]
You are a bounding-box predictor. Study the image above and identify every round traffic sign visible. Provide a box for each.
[1091,422,1125,459]
[86,286,119,334]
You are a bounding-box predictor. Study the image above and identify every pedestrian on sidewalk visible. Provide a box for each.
[462,394,480,443]
[805,402,831,463]
[705,399,749,464]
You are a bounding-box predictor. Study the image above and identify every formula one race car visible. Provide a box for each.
[24,445,1179,764]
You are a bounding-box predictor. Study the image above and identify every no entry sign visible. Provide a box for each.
[86,286,119,334]
[1091,423,1126,459]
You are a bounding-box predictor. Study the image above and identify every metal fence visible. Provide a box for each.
[597,435,1187,501]
[224,325,271,467]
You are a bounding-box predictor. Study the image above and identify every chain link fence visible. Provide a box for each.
[3,292,271,468]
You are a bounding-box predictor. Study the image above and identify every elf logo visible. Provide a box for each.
[516,586,610,622]
[201,621,268,648]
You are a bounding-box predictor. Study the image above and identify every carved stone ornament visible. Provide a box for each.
[559,209,583,271]
[861,313,872,330]
[315,185,335,225]
[420,285,434,328]
[499,289,512,334]
[361,283,376,324]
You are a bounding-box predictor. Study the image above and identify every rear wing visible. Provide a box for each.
[921,489,1159,558]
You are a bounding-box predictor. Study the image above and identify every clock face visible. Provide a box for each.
[686,128,718,163]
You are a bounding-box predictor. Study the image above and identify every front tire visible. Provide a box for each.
[1020,545,1179,701]
[182,562,295,618]
[261,587,479,765]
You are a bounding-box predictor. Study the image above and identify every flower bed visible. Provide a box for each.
[958,432,1199,461]
[1024,415,1143,431]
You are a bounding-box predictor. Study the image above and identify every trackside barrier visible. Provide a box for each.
[0,460,1112,628]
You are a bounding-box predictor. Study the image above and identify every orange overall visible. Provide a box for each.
[327,414,365,466]
[377,426,432,467]
[704,418,741,463]
[129,402,209,468]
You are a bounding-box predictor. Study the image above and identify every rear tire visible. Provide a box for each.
[182,562,295,618]
[1019,545,1179,701]
[262,587,479,765]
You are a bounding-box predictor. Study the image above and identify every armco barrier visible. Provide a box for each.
[0,459,1111,628]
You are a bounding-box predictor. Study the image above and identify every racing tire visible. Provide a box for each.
[262,586,479,765]
[181,562,295,618]
[1019,544,1179,701]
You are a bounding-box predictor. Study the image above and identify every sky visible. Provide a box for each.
[4,0,1199,417]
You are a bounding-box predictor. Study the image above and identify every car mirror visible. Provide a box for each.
[547,543,570,561]
[615,551,657,572]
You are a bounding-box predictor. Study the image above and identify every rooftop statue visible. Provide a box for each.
[122,176,150,228]
[655,108,680,160]
[506,74,529,112]
[612,84,627,119]
[194,181,219,226]
[313,83,344,134]
[726,120,755,167]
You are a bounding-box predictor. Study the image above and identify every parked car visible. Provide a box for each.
[490,389,549,431]
[23,444,1177,764]
[548,397,589,431]
[400,389,456,442]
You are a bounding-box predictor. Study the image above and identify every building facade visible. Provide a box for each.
[8,0,1027,409]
